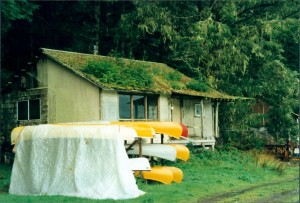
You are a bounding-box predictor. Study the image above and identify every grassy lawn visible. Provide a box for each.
[0,148,298,203]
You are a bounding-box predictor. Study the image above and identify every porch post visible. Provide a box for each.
[201,100,204,137]
[215,102,220,138]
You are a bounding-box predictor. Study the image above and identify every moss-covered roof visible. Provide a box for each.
[41,48,242,100]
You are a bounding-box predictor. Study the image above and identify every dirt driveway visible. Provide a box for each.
[197,178,299,203]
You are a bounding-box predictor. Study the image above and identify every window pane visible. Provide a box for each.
[18,101,28,120]
[195,104,201,116]
[29,99,40,119]
[119,95,131,119]
[147,95,158,120]
[133,95,145,120]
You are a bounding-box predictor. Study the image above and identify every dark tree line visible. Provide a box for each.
[1,0,299,146]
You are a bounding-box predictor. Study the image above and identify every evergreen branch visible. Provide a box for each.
[283,9,300,19]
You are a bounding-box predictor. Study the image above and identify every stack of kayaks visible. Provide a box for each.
[115,121,190,184]
[11,121,190,184]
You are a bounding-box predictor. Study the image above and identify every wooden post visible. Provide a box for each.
[150,138,154,166]
[126,140,138,152]
[161,134,164,165]
[215,102,219,138]
[201,100,204,137]
[145,95,147,121]
[138,138,142,157]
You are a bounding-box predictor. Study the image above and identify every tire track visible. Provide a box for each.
[197,178,299,203]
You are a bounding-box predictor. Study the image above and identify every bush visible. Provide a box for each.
[218,130,265,150]
[0,135,13,164]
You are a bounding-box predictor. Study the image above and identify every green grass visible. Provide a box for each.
[0,149,298,203]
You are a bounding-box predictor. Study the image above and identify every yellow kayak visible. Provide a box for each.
[153,166,183,183]
[109,122,155,138]
[141,166,173,184]
[113,121,184,139]
[11,126,24,145]
[11,122,186,144]
[168,144,190,162]
[141,166,183,184]
[11,123,155,145]
[55,122,155,138]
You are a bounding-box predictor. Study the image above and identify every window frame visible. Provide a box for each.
[195,103,202,117]
[119,93,159,121]
[17,99,41,121]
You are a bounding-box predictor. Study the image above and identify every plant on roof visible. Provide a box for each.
[82,59,154,89]
[164,71,186,90]
[186,78,209,92]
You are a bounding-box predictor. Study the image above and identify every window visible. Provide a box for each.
[147,95,158,120]
[119,94,158,121]
[18,101,28,120]
[17,99,40,120]
[195,103,201,117]
[119,95,131,119]
[133,95,145,119]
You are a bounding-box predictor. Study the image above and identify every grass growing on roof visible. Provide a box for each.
[186,77,209,92]
[82,59,154,89]
[81,57,209,92]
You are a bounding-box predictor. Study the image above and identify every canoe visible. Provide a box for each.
[10,124,141,145]
[11,126,24,145]
[166,166,183,183]
[74,121,188,139]
[126,143,189,162]
[11,121,187,144]
[126,144,177,161]
[141,166,183,184]
[56,122,155,138]
[113,121,187,139]
[180,124,188,138]
[152,166,183,183]
[168,144,190,161]
[128,157,151,171]
[141,166,173,184]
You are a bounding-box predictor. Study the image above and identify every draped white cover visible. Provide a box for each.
[9,124,144,200]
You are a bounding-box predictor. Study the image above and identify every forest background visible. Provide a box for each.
[1,0,299,148]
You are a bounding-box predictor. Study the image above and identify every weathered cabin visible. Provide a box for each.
[1,48,241,148]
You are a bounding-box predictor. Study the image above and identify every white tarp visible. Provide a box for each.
[9,124,144,200]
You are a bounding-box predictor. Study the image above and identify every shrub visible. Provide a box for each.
[252,151,285,174]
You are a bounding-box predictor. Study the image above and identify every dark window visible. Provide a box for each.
[119,95,131,119]
[147,95,158,120]
[133,95,145,119]
[17,99,40,120]
[29,99,40,119]
[119,94,158,121]
[18,101,28,120]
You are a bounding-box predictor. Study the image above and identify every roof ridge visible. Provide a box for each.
[41,48,167,67]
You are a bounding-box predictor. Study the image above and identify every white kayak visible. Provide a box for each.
[126,144,177,161]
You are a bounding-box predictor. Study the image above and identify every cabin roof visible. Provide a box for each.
[41,48,243,100]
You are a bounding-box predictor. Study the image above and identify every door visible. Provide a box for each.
[203,100,214,138]
[170,98,181,123]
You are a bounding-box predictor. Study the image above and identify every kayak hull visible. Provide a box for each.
[141,166,183,184]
